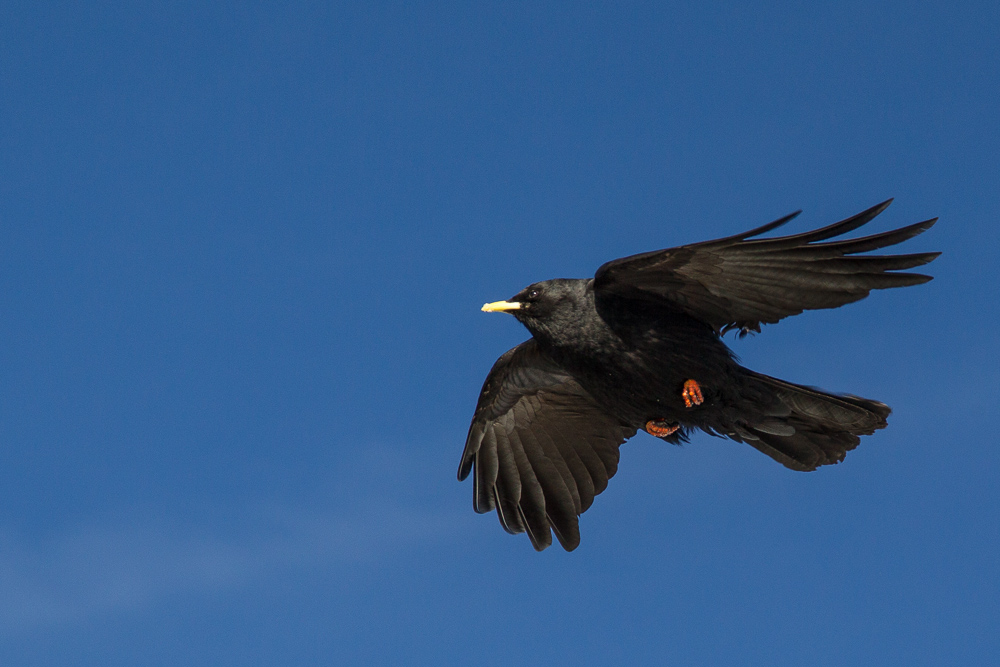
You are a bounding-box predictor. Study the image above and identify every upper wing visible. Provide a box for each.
[458,340,637,551]
[593,200,940,334]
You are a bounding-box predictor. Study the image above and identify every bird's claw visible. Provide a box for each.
[645,419,680,437]
[682,379,704,408]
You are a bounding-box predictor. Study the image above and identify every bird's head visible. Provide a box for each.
[481,279,592,344]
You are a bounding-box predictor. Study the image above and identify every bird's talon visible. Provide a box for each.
[682,379,704,408]
[645,419,680,437]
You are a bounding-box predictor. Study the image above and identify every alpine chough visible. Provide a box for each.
[458,200,939,551]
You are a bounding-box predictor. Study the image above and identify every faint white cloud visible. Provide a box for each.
[0,501,452,632]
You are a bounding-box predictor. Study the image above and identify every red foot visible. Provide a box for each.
[682,379,704,408]
[645,419,680,437]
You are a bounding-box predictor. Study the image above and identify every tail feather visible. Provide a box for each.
[737,372,890,471]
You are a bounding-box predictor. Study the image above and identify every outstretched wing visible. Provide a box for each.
[593,200,940,334]
[458,340,637,551]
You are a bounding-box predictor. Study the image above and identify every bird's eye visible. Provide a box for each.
[528,289,540,299]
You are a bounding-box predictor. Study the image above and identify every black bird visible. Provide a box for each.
[458,200,939,551]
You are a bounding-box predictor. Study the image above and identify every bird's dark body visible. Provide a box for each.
[460,201,939,551]
[535,280,753,438]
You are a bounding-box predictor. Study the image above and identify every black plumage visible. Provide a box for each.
[458,200,939,551]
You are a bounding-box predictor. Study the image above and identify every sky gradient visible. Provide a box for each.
[0,2,997,664]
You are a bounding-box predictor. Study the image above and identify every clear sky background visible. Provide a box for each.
[0,2,996,665]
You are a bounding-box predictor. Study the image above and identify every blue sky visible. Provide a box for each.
[0,1,996,664]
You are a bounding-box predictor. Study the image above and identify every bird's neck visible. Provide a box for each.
[527,293,623,361]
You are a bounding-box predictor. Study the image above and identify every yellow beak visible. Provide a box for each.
[481,300,522,313]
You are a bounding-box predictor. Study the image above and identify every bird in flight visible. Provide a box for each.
[458,200,939,551]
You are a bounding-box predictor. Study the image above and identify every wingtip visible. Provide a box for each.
[517,505,552,551]
[860,197,894,220]
[866,198,894,219]
[722,209,803,243]
[920,250,943,264]
[458,424,484,481]
[550,520,581,551]
[557,535,581,552]
[457,448,474,481]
